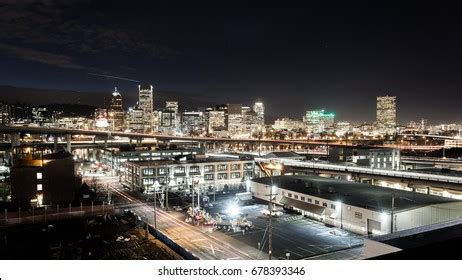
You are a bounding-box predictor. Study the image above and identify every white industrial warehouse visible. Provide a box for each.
[250,175,462,235]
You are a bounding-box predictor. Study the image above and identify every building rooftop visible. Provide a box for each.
[252,175,457,212]
[127,156,252,166]
[264,151,304,159]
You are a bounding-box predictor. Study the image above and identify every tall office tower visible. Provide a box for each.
[138,85,154,114]
[241,106,259,134]
[0,101,11,125]
[376,96,397,130]
[108,87,124,131]
[165,101,179,114]
[206,110,226,133]
[253,101,265,126]
[227,104,243,134]
[127,104,145,133]
[304,109,335,133]
[181,111,205,135]
[94,108,109,130]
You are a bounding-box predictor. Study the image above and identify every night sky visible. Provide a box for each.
[1,1,462,124]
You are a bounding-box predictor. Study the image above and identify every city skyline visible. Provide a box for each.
[1,2,462,123]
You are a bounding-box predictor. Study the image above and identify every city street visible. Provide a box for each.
[91,174,363,260]
[93,175,267,260]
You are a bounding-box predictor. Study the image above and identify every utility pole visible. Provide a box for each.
[268,172,273,260]
[390,193,395,233]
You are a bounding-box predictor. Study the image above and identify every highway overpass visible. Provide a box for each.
[256,157,462,191]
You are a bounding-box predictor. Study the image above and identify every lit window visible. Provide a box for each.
[37,184,43,191]
[37,172,43,179]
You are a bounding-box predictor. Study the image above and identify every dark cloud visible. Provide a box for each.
[0,43,84,69]
[0,0,179,68]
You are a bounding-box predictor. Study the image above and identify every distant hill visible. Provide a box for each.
[0,85,214,111]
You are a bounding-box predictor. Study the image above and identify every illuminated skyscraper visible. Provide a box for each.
[376,96,396,131]
[127,104,145,133]
[138,85,154,114]
[304,109,335,133]
[108,87,124,131]
[253,101,265,126]
[165,101,179,114]
[206,110,226,133]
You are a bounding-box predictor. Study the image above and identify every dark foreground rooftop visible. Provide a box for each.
[252,175,457,212]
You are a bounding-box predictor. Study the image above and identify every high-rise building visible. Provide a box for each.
[181,111,205,135]
[0,101,11,125]
[108,87,124,131]
[94,108,109,130]
[138,85,154,114]
[253,101,265,126]
[227,104,243,134]
[304,109,335,133]
[376,96,396,131]
[165,101,179,114]
[127,104,145,133]
[242,106,259,133]
[206,110,226,133]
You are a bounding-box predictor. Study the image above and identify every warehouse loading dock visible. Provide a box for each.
[250,175,462,235]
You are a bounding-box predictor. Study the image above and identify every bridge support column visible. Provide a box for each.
[8,132,20,165]
[427,187,431,194]
[53,135,58,152]
[104,137,108,148]
[66,134,71,152]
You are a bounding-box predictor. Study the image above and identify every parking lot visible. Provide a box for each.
[205,195,364,260]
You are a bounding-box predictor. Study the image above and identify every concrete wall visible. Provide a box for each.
[395,201,462,232]
[250,181,391,235]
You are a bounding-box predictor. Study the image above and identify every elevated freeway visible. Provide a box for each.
[256,157,462,191]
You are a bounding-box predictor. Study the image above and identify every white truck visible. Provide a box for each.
[214,216,253,231]
[234,192,253,205]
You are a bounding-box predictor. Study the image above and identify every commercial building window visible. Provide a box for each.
[158,168,167,175]
[308,198,312,203]
[204,165,214,172]
[301,196,305,201]
[331,204,336,210]
[231,163,241,170]
[244,163,253,170]
[174,166,186,174]
[37,184,42,191]
[36,172,43,179]
[322,202,328,207]
[244,171,253,178]
[231,172,241,179]
[217,164,228,171]
[315,200,319,205]
[294,195,299,199]
[354,212,363,219]
[189,166,200,174]
[143,178,154,186]
[143,168,154,175]
[217,173,228,180]
[288,193,292,198]
[204,174,214,181]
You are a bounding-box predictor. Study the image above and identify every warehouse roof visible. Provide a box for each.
[127,156,252,166]
[264,151,304,159]
[252,175,457,212]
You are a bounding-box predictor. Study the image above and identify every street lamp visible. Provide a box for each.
[336,201,343,229]
[153,180,160,231]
